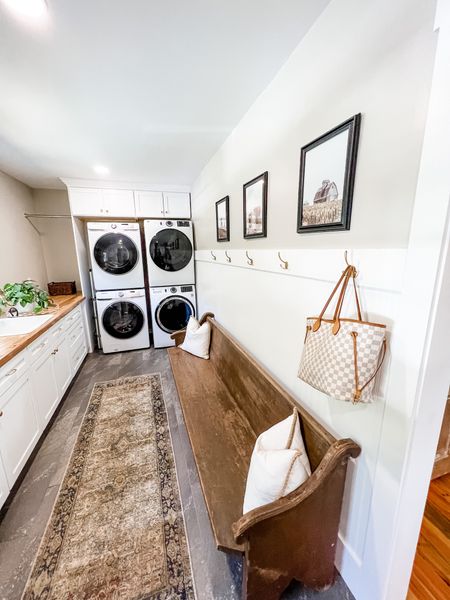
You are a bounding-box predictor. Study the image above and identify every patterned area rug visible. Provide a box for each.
[22,374,194,600]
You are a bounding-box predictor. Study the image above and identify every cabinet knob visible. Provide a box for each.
[0,411,3,417]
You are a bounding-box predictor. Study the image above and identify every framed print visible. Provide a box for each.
[297,113,361,233]
[243,171,268,239]
[215,196,230,242]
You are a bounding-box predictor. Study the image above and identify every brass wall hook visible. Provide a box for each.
[225,251,231,263]
[278,251,288,270]
[211,250,216,261]
[246,250,254,266]
[344,250,358,277]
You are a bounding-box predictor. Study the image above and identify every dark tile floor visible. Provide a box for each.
[0,349,354,600]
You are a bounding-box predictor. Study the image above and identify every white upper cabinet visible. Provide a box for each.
[101,189,135,217]
[135,191,165,218]
[69,188,103,217]
[134,191,190,219]
[70,188,135,218]
[163,192,191,219]
[69,186,190,219]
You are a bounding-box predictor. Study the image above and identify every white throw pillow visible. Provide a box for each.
[243,409,311,514]
[179,317,211,360]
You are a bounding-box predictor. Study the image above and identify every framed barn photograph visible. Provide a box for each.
[243,171,268,239]
[215,196,230,242]
[297,114,361,233]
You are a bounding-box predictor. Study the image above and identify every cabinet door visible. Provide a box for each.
[53,338,72,397]
[69,188,103,217]
[134,191,164,218]
[31,349,59,428]
[163,192,191,219]
[0,375,40,487]
[102,189,135,218]
[0,457,9,510]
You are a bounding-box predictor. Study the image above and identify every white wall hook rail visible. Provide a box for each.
[195,248,407,293]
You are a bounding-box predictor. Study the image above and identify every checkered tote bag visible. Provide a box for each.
[298,265,386,403]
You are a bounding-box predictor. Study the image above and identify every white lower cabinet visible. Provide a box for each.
[53,337,72,397]
[0,374,40,487]
[0,457,9,507]
[0,304,88,508]
[31,349,59,428]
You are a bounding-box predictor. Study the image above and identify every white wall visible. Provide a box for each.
[0,170,47,287]
[32,189,81,291]
[193,0,436,250]
[190,1,441,599]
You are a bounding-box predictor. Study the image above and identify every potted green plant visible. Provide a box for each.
[0,280,55,315]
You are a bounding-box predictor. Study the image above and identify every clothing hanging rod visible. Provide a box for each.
[24,212,71,235]
[24,213,71,218]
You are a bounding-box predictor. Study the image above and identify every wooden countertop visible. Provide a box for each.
[0,294,85,368]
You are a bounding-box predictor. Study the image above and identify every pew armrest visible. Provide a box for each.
[232,438,361,544]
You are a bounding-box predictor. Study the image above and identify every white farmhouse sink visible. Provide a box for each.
[0,314,53,336]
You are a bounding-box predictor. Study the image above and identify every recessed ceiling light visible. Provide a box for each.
[93,165,110,176]
[1,0,49,25]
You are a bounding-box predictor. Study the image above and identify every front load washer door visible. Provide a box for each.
[149,229,192,272]
[102,301,144,338]
[94,233,138,275]
[156,296,195,333]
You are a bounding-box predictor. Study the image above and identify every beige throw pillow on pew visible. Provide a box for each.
[179,317,211,360]
[243,409,311,514]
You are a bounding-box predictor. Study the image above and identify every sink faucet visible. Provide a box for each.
[8,307,19,318]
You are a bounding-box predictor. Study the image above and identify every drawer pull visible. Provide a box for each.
[5,368,17,377]
[0,411,3,417]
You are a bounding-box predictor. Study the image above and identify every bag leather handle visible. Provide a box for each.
[313,266,351,332]
[313,265,362,335]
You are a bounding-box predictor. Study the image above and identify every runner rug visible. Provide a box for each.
[22,374,194,599]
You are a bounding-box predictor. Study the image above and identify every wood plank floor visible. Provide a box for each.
[408,473,450,599]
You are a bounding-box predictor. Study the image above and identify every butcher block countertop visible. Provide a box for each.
[0,294,85,368]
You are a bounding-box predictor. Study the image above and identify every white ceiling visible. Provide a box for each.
[0,0,330,189]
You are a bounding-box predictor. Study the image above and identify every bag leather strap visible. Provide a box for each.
[313,265,362,335]
[351,336,387,403]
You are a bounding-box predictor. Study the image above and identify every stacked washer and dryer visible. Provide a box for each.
[87,222,150,353]
[144,219,196,348]
[87,218,196,353]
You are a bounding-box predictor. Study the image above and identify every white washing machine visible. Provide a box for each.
[144,219,195,287]
[88,222,145,291]
[150,285,196,348]
[96,289,150,353]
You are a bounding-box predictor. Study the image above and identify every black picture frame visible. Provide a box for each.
[243,171,268,239]
[297,113,361,234]
[215,196,230,242]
